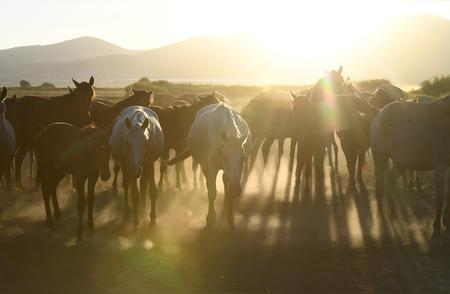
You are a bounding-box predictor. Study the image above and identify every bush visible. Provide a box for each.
[38,82,55,89]
[19,80,31,89]
[419,75,450,97]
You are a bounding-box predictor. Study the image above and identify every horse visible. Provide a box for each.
[332,94,379,192]
[370,95,450,237]
[150,93,221,191]
[153,93,178,107]
[0,87,16,188]
[168,103,251,229]
[90,88,152,129]
[241,92,295,176]
[291,66,345,194]
[34,123,110,241]
[13,77,95,188]
[109,106,164,229]
[368,84,407,109]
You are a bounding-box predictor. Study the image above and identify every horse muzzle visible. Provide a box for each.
[100,168,111,181]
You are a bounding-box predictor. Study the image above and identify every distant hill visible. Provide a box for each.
[0,14,448,87]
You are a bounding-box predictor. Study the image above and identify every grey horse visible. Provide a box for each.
[0,87,16,188]
[370,95,450,237]
[109,106,164,229]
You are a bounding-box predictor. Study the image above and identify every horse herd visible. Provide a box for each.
[0,66,449,241]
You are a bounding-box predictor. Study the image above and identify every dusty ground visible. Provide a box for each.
[2,144,450,294]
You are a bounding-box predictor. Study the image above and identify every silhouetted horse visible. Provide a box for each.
[291,66,345,194]
[368,84,407,109]
[241,92,295,176]
[150,93,221,191]
[90,88,152,129]
[13,77,95,188]
[168,103,251,229]
[370,95,450,237]
[35,123,111,241]
[109,106,164,229]
[333,95,379,192]
[0,87,16,188]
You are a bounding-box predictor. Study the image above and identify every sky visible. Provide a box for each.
[1,0,449,51]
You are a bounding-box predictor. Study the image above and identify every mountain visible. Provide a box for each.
[0,36,137,66]
[0,14,449,87]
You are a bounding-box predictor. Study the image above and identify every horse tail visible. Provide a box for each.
[167,149,192,165]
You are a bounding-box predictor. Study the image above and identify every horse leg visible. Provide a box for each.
[14,145,28,188]
[442,174,450,229]
[75,175,87,241]
[175,162,182,190]
[51,182,61,221]
[204,167,218,227]
[432,165,446,238]
[192,160,199,190]
[146,162,158,226]
[140,168,148,212]
[314,149,326,195]
[180,160,187,185]
[87,173,98,233]
[277,138,285,166]
[326,144,333,168]
[130,178,140,230]
[288,138,297,175]
[294,144,305,195]
[373,153,388,212]
[261,135,275,165]
[248,135,264,172]
[112,162,120,192]
[332,134,339,169]
[222,172,235,229]
[41,181,53,231]
[122,170,130,222]
[158,149,169,191]
[357,150,367,190]
[304,155,312,195]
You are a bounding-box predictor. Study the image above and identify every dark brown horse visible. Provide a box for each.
[35,123,110,241]
[291,66,345,194]
[0,87,16,188]
[333,95,379,192]
[90,88,152,129]
[13,77,95,188]
[150,93,221,191]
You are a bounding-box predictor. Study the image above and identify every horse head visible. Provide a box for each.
[124,115,151,179]
[70,76,95,126]
[310,66,345,103]
[129,88,153,106]
[221,112,251,198]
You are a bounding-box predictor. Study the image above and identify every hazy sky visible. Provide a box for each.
[1,0,449,50]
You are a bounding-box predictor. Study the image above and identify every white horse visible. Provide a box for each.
[0,87,16,188]
[109,106,164,229]
[169,103,251,229]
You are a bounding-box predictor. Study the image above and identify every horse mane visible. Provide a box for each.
[218,104,242,139]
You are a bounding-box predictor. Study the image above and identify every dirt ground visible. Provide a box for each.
[2,139,450,293]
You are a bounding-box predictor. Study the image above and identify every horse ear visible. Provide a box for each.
[131,87,136,95]
[0,87,7,100]
[125,117,132,129]
[338,66,343,74]
[68,86,73,94]
[89,76,95,86]
[12,94,17,100]
[148,92,154,104]
[72,78,81,88]
[141,118,149,130]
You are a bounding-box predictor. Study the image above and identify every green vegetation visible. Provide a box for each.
[19,80,31,89]
[37,82,55,89]
[415,75,450,97]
